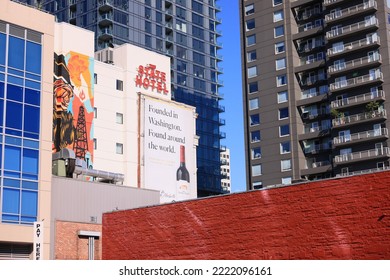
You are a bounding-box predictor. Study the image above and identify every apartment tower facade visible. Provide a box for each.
[240,0,390,189]
[17,0,225,196]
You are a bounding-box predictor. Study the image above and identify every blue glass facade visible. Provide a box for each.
[25,0,225,196]
[0,21,42,224]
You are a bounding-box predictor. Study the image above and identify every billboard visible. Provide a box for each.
[53,52,94,168]
[141,95,197,203]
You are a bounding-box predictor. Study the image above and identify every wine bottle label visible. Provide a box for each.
[176,180,190,199]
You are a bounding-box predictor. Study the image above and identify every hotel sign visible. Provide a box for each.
[135,64,169,96]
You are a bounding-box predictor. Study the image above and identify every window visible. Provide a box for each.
[251,131,261,142]
[280,124,290,136]
[93,138,97,150]
[280,141,291,154]
[116,143,123,154]
[278,91,288,103]
[279,107,289,119]
[275,42,285,54]
[252,164,262,176]
[247,34,256,46]
[245,4,254,16]
[274,25,284,37]
[274,0,283,6]
[249,98,259,110]
[94,107,97,118]
[251,147,261,159]
[281,159,292,171]
[249,82,258,93]
[248,66,257,78]
[247,50,257,62]
[282,177,291,185]
[273,10,284,22]
[276,58,286,70]
[277,74,287,86]
[246,19,255,31]
[116,79,123,91]
[252,181,263,189]
[250,114,260,126]
[116,112,123,124]
[94,73,97,84]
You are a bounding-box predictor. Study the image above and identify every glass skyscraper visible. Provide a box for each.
[19,0,225,196]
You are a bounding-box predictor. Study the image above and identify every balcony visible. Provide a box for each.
[303,143,332,154]
[301,160,332,176]
[218,105,225,113]
[219,132,226,139]
[295,7,322,22]
[301,108,330,121]
[299,125,331,141]
[220,145,227,152]
[165,9,173,20]
[295,56,325,73]
[326,18,378,41]
[299,74,326,87]
[98,28,113,40]
[329,72,383,93]
[323,0,347,8]
[297,42,325,54]
[219,118,225,126]
[98,0,113,12]
[98,13,113,26]
[297,91,328,107]
[69,0,77,11]
[325,1,377,24]
[334,147,390,165]
[336,166,390,177]
[293,22,324,41]
[327,54,381,76]
[327,36,380,58]
[333,128,388,147]
[332,109,387,128]
[330,90,385,109]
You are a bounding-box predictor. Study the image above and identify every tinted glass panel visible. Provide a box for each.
[26,41,41,74]
[4,145,21,171]
[8,36,25,70]
[6,101,22,129]
[22,149,39,175]
[2,188,20,214]
[25,88,40,105]
[21,190,38,217]
[0,33,5,66]
[7,84,23,102]
[24,105,40,134]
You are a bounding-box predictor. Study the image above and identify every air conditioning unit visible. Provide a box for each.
[95,48,114,64]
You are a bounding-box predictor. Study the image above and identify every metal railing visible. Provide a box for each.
[325,1,377,22]
[300,74,326,86]
[330,72,383,91]
[296,7,322,21]
[301,108,330,119]
[330,90,384,108]
[327,36,380,56]
[299,54,324,66]
[301,90,327,100]
[334,147,390,163]
[337,166,390,177]
[328,54,381,74]
[304,143,332,153]
[298,21,323,33]
[333,128,388,145]
[303,125,331,134]
[332,110,387,126]
[312,160,331,168]
[326,18,378,39]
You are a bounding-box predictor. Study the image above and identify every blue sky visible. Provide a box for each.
[219,1,246,192]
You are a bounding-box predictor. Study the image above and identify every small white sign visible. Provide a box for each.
[33,221,44,260]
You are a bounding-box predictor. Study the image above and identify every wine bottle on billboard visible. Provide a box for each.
[176,145,190,198]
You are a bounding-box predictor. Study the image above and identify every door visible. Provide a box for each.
[373,124,381,136]
[339,130,351,143]
[340,148,352,161]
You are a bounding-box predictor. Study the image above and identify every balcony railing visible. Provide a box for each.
[304,143,332,153]
[330,90,385,109]
[329,72,383,92]
[312,160,331,168]
[334,147,390,163]
[328,54,381,74]
[300,74,326,86]
[336,166,390,177]
[299,55,324,67]
[326,18,378,40]
[303,125,331,134]
[325,1,377,22]
[301,108,330,120]
[296,7,322,21]
[323,0,343,6]
[301,90,327,100]
[327,36,380,57]
[332,109,386,127]
[297,42,325,54]
[298,21,323,33]
[333,128,388,145]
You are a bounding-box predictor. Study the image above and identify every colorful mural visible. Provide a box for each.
[53,52,94,168]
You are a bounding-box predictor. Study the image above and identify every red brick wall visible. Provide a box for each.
[103,171,390,259]
[55,221,102,260]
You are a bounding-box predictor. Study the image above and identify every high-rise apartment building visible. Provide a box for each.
[220,148,231,192]
[17,0,225,196]
[240,0,390,189]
